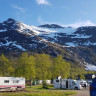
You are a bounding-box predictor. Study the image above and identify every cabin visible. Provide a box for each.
[0,77,25,91]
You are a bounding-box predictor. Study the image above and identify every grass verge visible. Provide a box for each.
[0,85,77,96]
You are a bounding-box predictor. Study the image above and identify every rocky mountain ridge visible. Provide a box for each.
[0,18,96,71]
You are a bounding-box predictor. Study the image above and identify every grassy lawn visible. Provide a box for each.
[0,85,77,96]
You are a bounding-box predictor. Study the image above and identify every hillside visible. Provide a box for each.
[0,18,96,71]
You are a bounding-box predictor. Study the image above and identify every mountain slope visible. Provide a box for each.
[0,18,96,70]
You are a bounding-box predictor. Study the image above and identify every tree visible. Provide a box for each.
[25,55,36,80]
[35,54,52,80]
[70,67,86,79]
[52,55,70,79]
[15,52,36,80]
[0,54,14,76]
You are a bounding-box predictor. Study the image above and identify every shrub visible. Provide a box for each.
[42,81,48,89]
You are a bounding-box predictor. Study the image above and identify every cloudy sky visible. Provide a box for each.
[0,0,96,27]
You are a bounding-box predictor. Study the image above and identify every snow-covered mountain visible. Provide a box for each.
[1,18,96,47]
[1,18,96,71]
[38,25,96,47]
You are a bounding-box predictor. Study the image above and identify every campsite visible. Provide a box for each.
[0,85,90,96]
[0,76,90,96]
[1,0,96,96]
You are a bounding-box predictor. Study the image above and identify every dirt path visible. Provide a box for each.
[73,89,90,96]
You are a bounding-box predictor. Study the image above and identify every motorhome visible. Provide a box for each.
[0,77,25,91]
[54,79,82,90]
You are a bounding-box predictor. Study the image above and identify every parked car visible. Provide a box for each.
[90,77,96,96]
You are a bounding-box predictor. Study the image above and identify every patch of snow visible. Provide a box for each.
[57,27,76,35]
[0,29,7,32]
[0,41,26,51]
[45,27,76,35]
[17,23,41,35]
[46,33,56,38]
[0,41,12,46]
[29,44,37,47]
[12,43,26,51]
[16,22,77,37]
[38,27,76,41]
[84,41,96,45]
[72,34,92,38]
[36,27,56,34]
[40,27,77,41]
[29,36,35,38]
[85,64,96,71]
[65,42,78,46]
[2,23,6,26]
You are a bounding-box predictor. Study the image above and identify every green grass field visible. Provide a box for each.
[0,85,77,96]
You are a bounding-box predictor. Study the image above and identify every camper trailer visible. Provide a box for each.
[0,77,25,91]
[54,79,82,90]
[37,80,51,85]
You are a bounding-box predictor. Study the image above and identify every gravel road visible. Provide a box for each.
[73,88,90,96]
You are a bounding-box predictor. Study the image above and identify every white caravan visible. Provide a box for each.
[54,79,82,90]
[37,80,51,84]
[0,77,25,91]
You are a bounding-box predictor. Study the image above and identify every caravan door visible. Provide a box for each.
[70,80,79,89]
[54,79,60,88]
[61,79,67,89]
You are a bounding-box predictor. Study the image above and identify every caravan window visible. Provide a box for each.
[13,80,19,83]
[4,80,9,83]
[56,80,59,82]
[72,81,76,85]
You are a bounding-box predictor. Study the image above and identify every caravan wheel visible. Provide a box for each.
[74,87,78,90]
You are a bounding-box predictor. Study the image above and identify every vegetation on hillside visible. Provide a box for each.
[0,53,94,80]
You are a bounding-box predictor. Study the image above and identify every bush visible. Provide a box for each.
[42,81,48,89]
